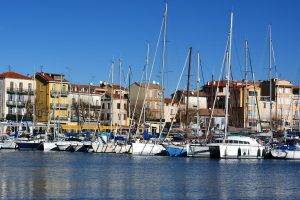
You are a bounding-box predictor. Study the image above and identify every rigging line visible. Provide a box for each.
[129,69,145,140]
[271,42,279,78]
[233,38,244,77]
[248,46,262,130]
[136,15,165,138]
[161,49,190,142]
[200,59,205,85]
[258,28,269,78]
[205,35,229,142]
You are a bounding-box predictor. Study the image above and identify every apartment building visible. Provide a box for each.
[35,72,69,124]
[129,82,162,121]
[0,71,35,122]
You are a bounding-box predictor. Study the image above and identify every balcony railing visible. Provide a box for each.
[50,103,68,110]
[51,90,68,97]
[50,116,68,121]
[6,114,33,121]
[6,100,26,107]
[7,88,35,95]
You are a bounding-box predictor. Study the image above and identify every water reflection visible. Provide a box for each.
[0,152,299,199]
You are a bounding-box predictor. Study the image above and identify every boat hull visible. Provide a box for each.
[218,144,265,159]
[131,142,166,156]
[186,144,219,158]
[115,144,131,154]
[92,142,116,153]
[1,141,18,149]
[16,140,43,150]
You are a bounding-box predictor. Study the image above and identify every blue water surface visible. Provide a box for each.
[0,151,299,200]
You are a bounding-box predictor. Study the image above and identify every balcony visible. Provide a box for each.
[7,88,35,95]
[50,116,68,122]
[50,103,68,110]
[6,100,26,107]
[51,90,68,97]
[6,114,33,121]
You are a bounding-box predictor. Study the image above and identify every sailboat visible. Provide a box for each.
[131,3,168,156]
[188,12,266,159]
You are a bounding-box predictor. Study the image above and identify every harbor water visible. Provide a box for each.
[0,151,299,200]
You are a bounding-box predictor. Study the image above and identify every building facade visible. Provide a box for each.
[0,71,35,122]
[35,72,69,124]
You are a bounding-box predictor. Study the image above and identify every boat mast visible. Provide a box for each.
[269,25,273,131]
[186,47,192,127]
[196,51,200,135]
[144,43,150,131]
[224,12,233,137]
[244,40,248,128]
[159,2,167,137]
[119,58,122,136]
[110,60,114,135]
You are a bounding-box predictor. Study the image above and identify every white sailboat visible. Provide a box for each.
[130,3,168,156]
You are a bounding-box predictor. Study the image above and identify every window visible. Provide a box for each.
[124,114,127,120]
[10,82,14,90]
[19,82,23,91]
[170,109,174,115]
[101,113,104,120]
[107,113,110,120]
[102,103,105,109]
[263,102,266,108]
[107,103,110,109]
[248,100,256,106]
[219,87,223,93]
[124,103,127,110]
[117,103,120,109]
[28,83,32,91]
[62,85,66,93]
[249,91,257,96]
[249,122,257,127]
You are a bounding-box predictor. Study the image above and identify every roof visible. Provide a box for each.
[0,71,32,80]
[164,98,179,104]
[132,82,161,89]
[204,80,243,87]
[199,109,225,117]
[103,93,128,100]
[35,72,69,83]
[100,83,127,91]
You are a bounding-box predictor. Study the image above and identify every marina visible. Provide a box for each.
[0,0,300,199]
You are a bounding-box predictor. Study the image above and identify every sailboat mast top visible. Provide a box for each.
[224,11,233,137]
[159,2,168,136]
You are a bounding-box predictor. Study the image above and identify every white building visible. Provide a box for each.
[0,71,35,122]
[100,93,129,127]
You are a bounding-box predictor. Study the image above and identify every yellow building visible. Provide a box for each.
[230,82,261,131]
[35,72,69,124]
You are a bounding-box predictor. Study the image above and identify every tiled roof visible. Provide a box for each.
[199,109,225,117]
[36,72,69,82]
[0,71,32,80]
[164,98,179,104]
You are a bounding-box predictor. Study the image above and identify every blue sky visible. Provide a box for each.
[0,0,300,96]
